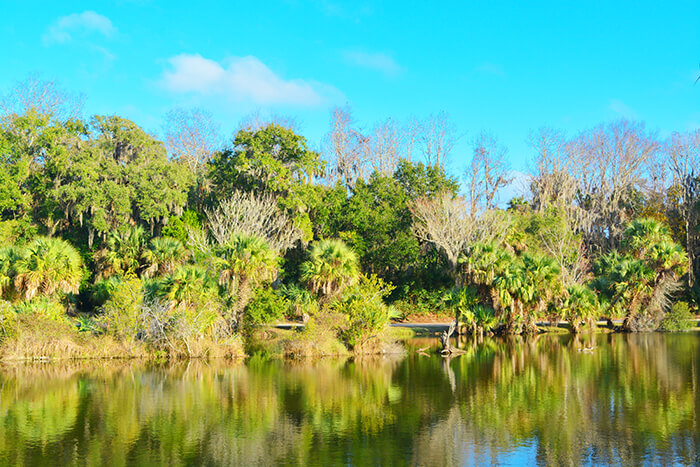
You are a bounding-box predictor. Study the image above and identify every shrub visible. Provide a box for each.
[245,288,287,326]
[658,302,695,332]
[333,274,394,350]
[99,278,144,341]
[14,297,67,322]
[392,288,452,319]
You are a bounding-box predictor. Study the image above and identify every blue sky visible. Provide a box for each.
[1,0,699,180]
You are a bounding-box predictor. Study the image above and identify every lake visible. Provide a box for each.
[0,332,697,466]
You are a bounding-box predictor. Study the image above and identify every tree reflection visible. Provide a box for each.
[0,333,696,465]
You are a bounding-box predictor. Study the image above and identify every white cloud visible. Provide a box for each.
[160,54,338,106]
[609,99,637,119]
[344,51,403,76]
[43,11,116,44]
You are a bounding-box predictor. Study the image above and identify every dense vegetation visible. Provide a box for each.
[0,78,698,358]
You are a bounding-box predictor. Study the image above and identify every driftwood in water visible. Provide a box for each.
[440,322,467,355]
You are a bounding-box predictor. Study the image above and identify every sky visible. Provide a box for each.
[1,0,699,185]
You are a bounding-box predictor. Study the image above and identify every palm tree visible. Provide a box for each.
[610,258,655,329]
[158,264,217,308]
[13,236,83,301]
[215,234,279,328]
[142,237,190,278]
[443,286,479,334]
[561,284,599,333]
[461,242,512,314]
[94,225,148,280]
[300,239,359,298]
[622,218,672,258]
[0,246,23,300]
[521,253,562,333]
[494,263,533,334]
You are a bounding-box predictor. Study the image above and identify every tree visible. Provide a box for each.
[595,218,687,331]
[215,234,279,329]
[206,190,302,252]
[560,284,599,333]
[322,105,370,188]
[94,226,148,280]
[211,123,323,197]
[163,107,221,210]
[461,241,513,314]
[142,237,190,279]
[301,239,359,298]
[157,264,218,309]
[411,193,511,282]
[164,107,221,173]
[574,120,658,251]
[0,75,83,122]
[465,132,512,216]
[417,111,457,168]
[12,236,82,301]
[410,193,472,278]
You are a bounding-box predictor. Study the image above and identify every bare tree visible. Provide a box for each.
[417,111,457,168]
[164,107,221,173]
[322,105,370,187]
[402,117,421,162]
[368,117,403,175]
[573,120,658,251]
[206,190,302,251]
[528,128,576,210]
[465,131,512,217]
[665,131,700,286]
[238,110,299,132]
[666,130,700,184]
[0,74,83,121]
[411,193,472,275]
[410,193,511,282]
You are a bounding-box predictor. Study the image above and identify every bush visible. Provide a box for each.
[99,278,144,341]
[245,288,287,326]
[658,302,695,332]
[14,297,67,322]
[334,275,394,350]
[392,288,452,319]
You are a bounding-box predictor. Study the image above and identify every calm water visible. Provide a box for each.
[0,332,698,466]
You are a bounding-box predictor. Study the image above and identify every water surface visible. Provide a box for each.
[0,332,698,466]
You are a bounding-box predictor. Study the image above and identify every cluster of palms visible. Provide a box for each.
[593,218,687,331]
[92,227,280,335]
[453,217,686,334]
[459,244,561,334]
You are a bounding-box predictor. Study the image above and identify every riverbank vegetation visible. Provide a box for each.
[0,77,698,359]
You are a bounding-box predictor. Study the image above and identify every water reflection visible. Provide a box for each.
[0,333,697,466]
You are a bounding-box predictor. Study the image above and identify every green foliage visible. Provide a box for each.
[210,123,323,196]
[245,288,287,326]
[11,236,83,302]
[142,237,190,278]
[561,284,600,332]
[333,274,395,349]
[155,264,219,309]
[279,283,318,321]
[94,226,148,280]
[215,234,279,297]
[594,218,688,330]
[392,288,452,318]
[658,302,695,332]
[301,239,359,297]
[99,277,144,341]
[13,297,67,322]
[161,210,201,244]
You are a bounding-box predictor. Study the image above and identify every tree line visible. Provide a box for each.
[0,77,698,357]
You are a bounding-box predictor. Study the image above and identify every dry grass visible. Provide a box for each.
[0,313,246,361]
